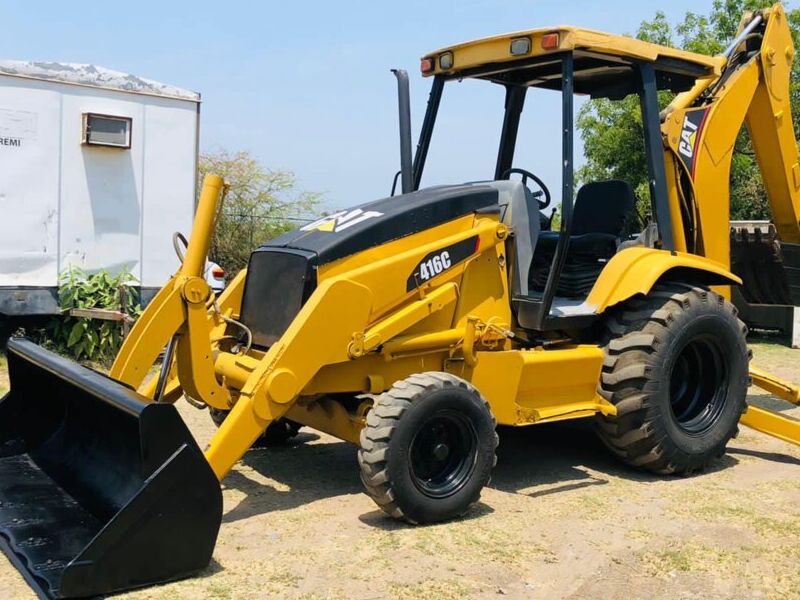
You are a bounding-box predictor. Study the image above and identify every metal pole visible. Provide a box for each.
[538,53,575,327]
[639,63,675,252]
[495,85,527,180]
[154,335,177,402]
[412,77,444,191]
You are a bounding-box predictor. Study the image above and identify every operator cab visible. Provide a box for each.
[412,27,718,330]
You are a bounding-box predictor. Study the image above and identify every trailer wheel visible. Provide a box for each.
[597,283,749,474]
[209,408,302,447]
[358,373,498,524]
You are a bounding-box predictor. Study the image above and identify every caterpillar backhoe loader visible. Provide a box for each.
[3,4,800,598]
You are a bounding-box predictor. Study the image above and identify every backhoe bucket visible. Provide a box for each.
[0,339,222,599]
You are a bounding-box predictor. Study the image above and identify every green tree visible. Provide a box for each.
[577,1,800,221]
[199,150,321,275]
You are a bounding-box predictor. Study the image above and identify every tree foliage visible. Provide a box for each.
[199,150,321,275]
[577,0,800,221]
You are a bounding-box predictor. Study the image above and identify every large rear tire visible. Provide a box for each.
[596,283,749,474]
[358,373,498,524]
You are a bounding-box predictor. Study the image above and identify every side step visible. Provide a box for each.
[0,339,222,599]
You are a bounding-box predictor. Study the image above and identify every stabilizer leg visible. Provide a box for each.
[741,365,800,446]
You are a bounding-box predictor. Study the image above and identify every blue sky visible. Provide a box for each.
[6,0,711,212]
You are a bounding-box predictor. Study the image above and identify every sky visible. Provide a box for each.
[4,0,710,213]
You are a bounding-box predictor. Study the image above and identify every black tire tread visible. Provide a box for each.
[358,372,498,524]
[597,283,748,475]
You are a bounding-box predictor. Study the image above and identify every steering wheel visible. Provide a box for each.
[501,168,551,210]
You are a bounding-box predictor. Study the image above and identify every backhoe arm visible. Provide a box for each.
[744,7,800,244]
[662,4,800,258]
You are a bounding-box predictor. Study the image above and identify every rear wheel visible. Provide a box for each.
[209,408,302,447]
[596,283,749,474]
[358,373,498,524]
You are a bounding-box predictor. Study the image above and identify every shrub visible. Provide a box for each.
[46,267,142,364]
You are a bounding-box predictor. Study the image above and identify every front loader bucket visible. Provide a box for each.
[0,339,222,599]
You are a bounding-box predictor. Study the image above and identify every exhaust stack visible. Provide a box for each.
[392,69,413,195]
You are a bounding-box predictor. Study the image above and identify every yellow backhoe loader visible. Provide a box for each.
[3,4,800,598]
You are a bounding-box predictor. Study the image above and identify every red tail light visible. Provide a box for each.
[211,267,225,279]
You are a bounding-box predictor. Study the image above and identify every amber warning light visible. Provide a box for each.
[542,33,560,50]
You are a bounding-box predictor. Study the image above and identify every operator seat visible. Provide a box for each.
[530,180,635,297]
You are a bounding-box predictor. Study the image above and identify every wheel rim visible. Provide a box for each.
[668,334,729,435]
[408,409,478,499]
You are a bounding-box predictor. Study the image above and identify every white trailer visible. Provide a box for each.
[0,60,200,316]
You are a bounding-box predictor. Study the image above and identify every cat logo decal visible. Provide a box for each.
[301,209,384,233]
[676,108,710,178]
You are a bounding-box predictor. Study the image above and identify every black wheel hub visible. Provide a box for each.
[409,409,478,499]
[668,334,729,435]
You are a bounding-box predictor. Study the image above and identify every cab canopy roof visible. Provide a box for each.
[422,26,722,99]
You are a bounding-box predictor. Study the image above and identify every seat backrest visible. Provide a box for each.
[572,180,635,236]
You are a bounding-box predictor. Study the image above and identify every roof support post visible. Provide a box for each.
[412,76,444,191]
[637,62,675,251]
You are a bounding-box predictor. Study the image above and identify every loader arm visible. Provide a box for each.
[203,216,507,479]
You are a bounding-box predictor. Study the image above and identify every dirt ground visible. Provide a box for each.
[0,338,799,600]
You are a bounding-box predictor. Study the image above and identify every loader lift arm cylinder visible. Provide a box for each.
[181,174,225,277]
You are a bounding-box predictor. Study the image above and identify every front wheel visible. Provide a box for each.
[358,373,498,524]
[596,283,749,474]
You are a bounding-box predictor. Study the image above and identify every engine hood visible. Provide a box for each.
[259,183,500,266]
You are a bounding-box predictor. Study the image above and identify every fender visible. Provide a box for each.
[586,246,741,312]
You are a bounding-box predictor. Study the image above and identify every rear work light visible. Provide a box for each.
[510,37,531,56]
[420,57,435,74]
[541,32,560,50]
[439,52,454,70]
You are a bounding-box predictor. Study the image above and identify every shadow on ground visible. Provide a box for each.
[489,420,737,497]
[728,446,800,466]
[221,419,749,525]
[357,501,495,530]
[222,432,362,523]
